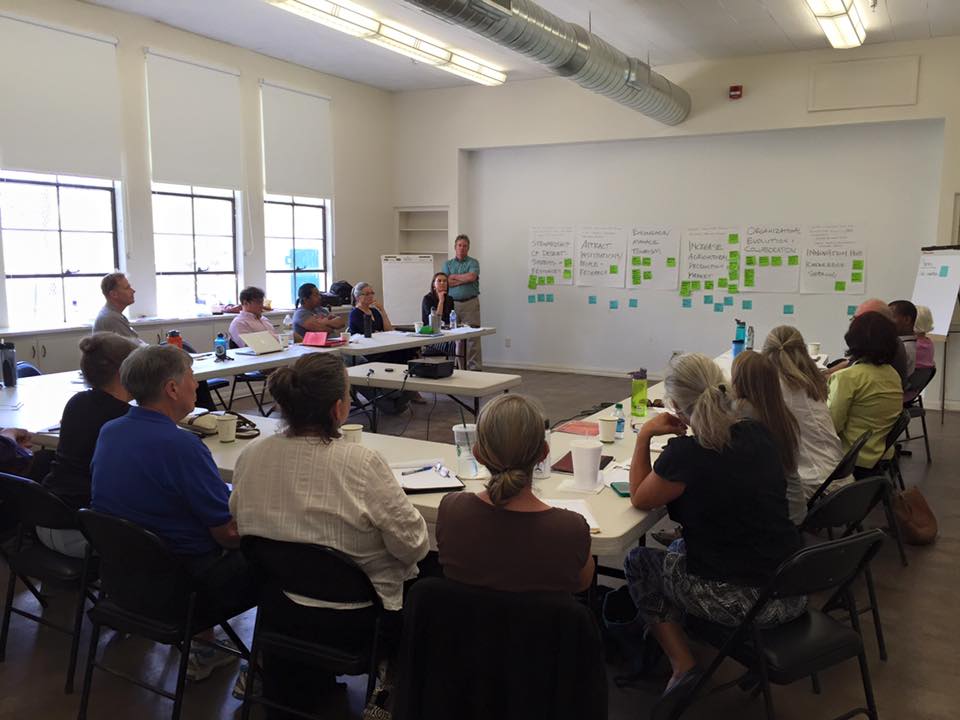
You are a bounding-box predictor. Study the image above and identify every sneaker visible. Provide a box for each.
[651,526,682,547]
[231,662,262,699]
[186,644,237,682]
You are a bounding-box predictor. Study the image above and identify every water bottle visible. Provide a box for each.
[0,341,16,387]
[362,313,373,338]
[449,309,457,329]
[745,325,755,351]
[630,369,648,419]
[532,419,551,481]
[166,330,183,349]
[430,310,441,333]
[614,403,625,439]
[734,319,746,343]
[214,332,228,360]
[281,314,293,346]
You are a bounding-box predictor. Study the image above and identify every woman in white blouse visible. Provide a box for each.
[762,325,852,501]
[230,352,429,716]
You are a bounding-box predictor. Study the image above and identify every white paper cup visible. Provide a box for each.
[597,417,617,443]
[414,321,423,333]
[217,414,237,443]
[452,423,480,478]
[341,423,363,444]
[807,342,821,356]
[571,439,602,491]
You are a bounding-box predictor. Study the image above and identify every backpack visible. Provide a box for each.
[329,280,353,305]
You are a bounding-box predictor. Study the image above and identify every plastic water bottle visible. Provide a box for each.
[614,403,625,439]
[281,314,294,346]
[449,309,457,329]
[532,419,551,481]
[214,332,228,360]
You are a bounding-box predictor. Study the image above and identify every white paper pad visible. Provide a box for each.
[543,499,600,532]
[556,477,605,495]
[389,458,463,491]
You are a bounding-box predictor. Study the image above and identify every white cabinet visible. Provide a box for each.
[20,330,88,373]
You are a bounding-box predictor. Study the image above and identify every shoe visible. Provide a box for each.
[652,666,703,720]
[231,662,263,699]
[187,643,238,682]
[651,526,682,547]
[411,393,427,404]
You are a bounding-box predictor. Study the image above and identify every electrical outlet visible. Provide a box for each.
[504,337,512,348]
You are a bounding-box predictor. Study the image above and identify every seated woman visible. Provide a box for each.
[730,350,806,524]
[230,352,429,716]
[420,272,455,358]
[437,394,594,593]
[914,304,935,370]
[828,311,904,477]
[39,332,138,557]
[292,282,345,342]
[762,326,851,501]
[625,353,804,701]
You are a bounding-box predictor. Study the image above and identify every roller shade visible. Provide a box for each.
[261,82,333,198]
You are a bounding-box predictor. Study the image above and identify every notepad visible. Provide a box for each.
[389,459,465,494]
[302,332,346,347]
[543,499,601,533]
[554,420,599,436]
[550,451,615,474]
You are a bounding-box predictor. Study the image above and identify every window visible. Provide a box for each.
[0,170,119,325]
[152,182,238,313]
[264,193,328,308]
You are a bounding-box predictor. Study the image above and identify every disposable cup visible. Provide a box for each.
[452,423,480,478]
[341,423,363,444]
[571,439,602,491]
[217,414,237,443]
[807,342,822,356]
[597,417,617,443]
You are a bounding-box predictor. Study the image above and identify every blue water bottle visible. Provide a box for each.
[214,332,228,360]
[449,309,457,329]
[732,319,746,358]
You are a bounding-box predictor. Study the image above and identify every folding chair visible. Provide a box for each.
[901,366,936,462]
[807,430,873,509]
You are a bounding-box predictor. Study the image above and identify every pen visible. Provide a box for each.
[401,465,434,476]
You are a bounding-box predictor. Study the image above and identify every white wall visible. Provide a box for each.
[0,0,395,319]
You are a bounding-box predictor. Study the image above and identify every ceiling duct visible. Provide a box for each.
[402,0,691,125]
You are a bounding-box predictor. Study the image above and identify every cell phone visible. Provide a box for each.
[610,481,631,497]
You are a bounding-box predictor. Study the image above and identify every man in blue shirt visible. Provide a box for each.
[443,233,482,370]
[92,344,256,682]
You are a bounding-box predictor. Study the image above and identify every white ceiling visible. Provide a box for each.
[87,0,960,91]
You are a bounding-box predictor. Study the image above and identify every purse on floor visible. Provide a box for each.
[892,487,938,545]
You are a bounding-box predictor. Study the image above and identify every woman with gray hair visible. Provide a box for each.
[622,353,803,708]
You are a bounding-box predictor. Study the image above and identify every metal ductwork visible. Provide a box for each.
[402,0,691,125]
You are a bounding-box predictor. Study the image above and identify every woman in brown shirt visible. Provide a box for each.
[437,394,594,593]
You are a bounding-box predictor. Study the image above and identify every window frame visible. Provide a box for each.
[263,194,329,296]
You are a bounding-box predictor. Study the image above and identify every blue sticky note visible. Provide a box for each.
[724,296,734,306]
[742,299,753,310]
[588,295,597,305]
[847,305,857,317]
[546,293,554,303]
[704,295,714,305]
[527,295,536,304]
[609,299,619,310]
[783,304,795,315]
[681,298,692,309]
[628,298,638,308]
[714,303,723,312]
[940,265,949,278]
[537,293,545,302]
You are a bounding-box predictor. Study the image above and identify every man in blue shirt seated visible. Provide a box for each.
[92,344,256,682]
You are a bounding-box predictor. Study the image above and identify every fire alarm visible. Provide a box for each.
[729,85,743,100]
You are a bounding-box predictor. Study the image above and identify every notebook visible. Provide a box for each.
[550,451,615,475]
[302,331,346,347]
[389,459,465,494]
[235,331,283,355]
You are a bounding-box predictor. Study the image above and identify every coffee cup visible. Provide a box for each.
[571,439,602,491]
[807,342,822,356]
[341,423,363,444]
[597,417,617,443]
[217,414,238,443]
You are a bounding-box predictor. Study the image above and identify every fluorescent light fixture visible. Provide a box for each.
[268,0,506,85]
[804,0,866,49]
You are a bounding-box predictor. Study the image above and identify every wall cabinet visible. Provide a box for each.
[398,207,449,270]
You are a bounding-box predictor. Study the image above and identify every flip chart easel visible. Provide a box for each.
[912,246,960,422]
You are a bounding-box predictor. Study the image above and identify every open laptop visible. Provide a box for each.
[235,331,284,355]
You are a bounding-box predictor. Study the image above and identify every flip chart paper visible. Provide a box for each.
[529,226,574,286]
[577,225,627,288]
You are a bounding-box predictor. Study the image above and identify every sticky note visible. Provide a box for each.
[729,250,740,260]
[742,299,753,310]
[759,256,770,267]
[563,269,572,279]
[746,256,756,266]
[728,233,739,244]
[940,265,949,278]
[588,295,597,305]
[744,269,755,287]
[704,295,714,305]
[609,300,619,310]
[788,255,799,266]
[718,278,728,288]
[527,295,536,304]
[538,276,546,285]
[564,258,572,267]
[851,272,863,283]
[644,271,653,280]
[546,294,554,303]
[632,270,642,285]
[835,281,846,292]
[609,264,619,274]
[546,276,555,285]
[728,284,739,294]
[705,280,714,290]
[682,298,692,309]
[642,257,652,267]
[528,275,537,289]
[632,256,643,266]
[847,305,857,316]
[852,259,864,270]
[628,298,638,309]
[666,257,677,268]
[728,270,738,281]
[714,303,724,312]
[680,281,691,297]
[771,256,783,267]
[724,296,734,306]
[690,280,701,291]
[537,293,545,302]
[783,304,795,315]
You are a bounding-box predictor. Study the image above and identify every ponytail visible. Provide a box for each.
[762,325,828,402]
[475,394,546,506]
[664,353,736,453]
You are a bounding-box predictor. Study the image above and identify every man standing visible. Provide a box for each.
[93,272,141,340]
[228,286,278,347]
[443,234,482,370]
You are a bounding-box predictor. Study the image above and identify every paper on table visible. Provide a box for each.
[602,466,629,488]
[543,499,601,532]
[389,459,464,492]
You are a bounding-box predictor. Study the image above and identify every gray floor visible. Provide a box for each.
[1,368,957,719]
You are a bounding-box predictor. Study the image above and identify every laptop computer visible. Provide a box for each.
[235,331,284,355]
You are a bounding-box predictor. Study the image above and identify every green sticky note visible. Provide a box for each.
[729,284,739,294]
[728,233,739,244]
[714,303,724,313]
[628,298,638,309]
[744,269,755,287]
[632,256,643,266]
[728,270,738,281]
[564,258,573,267]
[546,294,554,303]
[690,280,701,291]
[527,295,536,304]
[563,269,572,280]
[588,295,597,305]
[609,300,619,310]
[746,256,756,266]
[538,276,546,285]
[546,276,555,285]
[718,278,728,288]
[643,271,653,280]
[682,298,692,309]
[729,250,740,260]
[527,276,537,289]
[771,256,783,267]
[609,265,619,274]
[851,272,863,283]
[852,259,864,270]
[847,305,857,316]
[742,299,753,310]
[783,304,795,315]
[724,296,734,306]
[705,280,714,290]
[680,281,691,296]
[835,281,846,292]
[940,265,949,278]
[537,293,545,302]
[632,270,643,284]
[759,256,770,267]
[704,295,714,305]
[666,257,677,268]
[788,255,799,266]
[642,257,652,267]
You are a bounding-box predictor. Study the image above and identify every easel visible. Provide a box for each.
[918,245,960,423]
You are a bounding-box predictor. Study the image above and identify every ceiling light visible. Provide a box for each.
[804,0,866,49]
[268,0,506,85]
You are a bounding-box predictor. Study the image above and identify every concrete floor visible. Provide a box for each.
[1,368,957,719]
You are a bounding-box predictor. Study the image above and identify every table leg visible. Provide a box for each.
[371,388,379,433]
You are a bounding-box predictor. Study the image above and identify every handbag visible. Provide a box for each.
[892,486,938,545]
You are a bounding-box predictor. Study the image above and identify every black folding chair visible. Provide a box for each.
[901,366,936,462]
[807,430,873,509]
[673,530,886,720]
[867,411,911,567]
[239,536,384,720]
[802,477,890,662]
[15,361,42,378]
[76,510,248,720]
[0,472,96,693]
[226,339,274,416]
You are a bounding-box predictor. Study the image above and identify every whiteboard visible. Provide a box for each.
[911,250,960,338]
[381,255,434,326]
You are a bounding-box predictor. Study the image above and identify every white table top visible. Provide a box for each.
[0,372,86,433]
[347,362,521,396]
[338,326,495,357]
